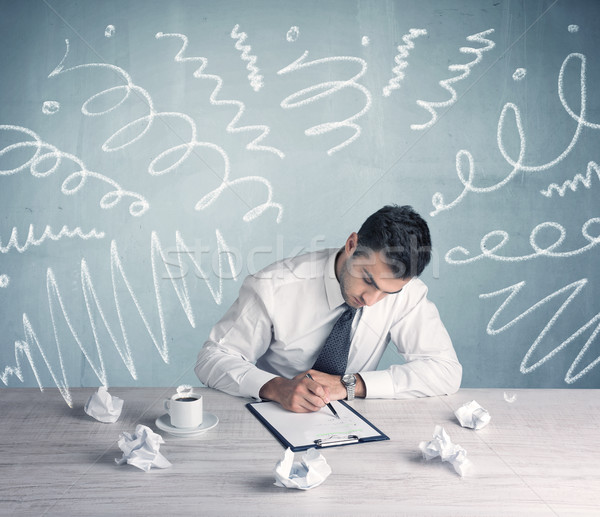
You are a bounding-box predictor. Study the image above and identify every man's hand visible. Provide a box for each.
[306,370,366,400]
[259,372,332,413]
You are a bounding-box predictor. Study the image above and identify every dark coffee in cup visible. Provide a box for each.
[175,397,198,402]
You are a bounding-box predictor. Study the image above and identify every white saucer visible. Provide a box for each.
[155,412,219,436]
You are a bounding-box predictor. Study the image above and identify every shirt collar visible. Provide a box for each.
[324,248,345,310]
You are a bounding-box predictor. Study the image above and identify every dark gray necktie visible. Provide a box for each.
[312,304,357,375]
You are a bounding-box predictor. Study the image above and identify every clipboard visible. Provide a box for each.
[246,399,389,451]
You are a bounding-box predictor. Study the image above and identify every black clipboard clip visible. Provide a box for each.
[314,434,359,448]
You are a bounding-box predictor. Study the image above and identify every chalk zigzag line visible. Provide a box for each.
[383,28,427,97]
[480,278,600,384]
[0,229,237,406]
[0,224,104,254]
[231,24,264,92]
[156,32,283,159]
[411,29,495,131]
[540,160,600,198]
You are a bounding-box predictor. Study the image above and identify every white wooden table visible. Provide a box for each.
[1,388,599,516]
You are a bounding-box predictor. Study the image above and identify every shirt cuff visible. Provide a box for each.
[239,367,278,400]
[359,370,395,399]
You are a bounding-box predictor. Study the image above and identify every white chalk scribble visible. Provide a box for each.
[0,275,9,288]
[446,217,600,264]
[42,100,60,114]
[286,26,300,42]
[0,124,149,216]
[568,24,579,33]
[412,29,495,130]
[541,161,600,197]
[231,24,264,92]
[0,225,105,254]
[105,25,116,38]
[512,68,527,81]
[0,229,238,406]
[480,278,600,383]
[430,53,591,217]
[383,28,427,97]
[278,51,372,155]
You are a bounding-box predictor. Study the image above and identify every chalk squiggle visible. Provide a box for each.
[431,53,589,217]
[446,217,600,264]
[231,24,264,92]
[383,28,427,97]
[0,229,238,406]
[411,29,495,131]
[541,161,600,198]
[480,278,600,383]
[50,38,283,221]
[278,51,372,155]
[0,125,149,216]
[156,32,283,158]
[0,224,104,254]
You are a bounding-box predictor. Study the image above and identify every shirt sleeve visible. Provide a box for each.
[360,286,462,399]
[195,274,277,400]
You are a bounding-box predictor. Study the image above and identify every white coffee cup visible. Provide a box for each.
[164,392,203,428]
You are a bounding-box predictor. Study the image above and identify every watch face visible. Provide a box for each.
[342,374,356,386]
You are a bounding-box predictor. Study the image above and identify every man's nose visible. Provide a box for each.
[363,288,385,306]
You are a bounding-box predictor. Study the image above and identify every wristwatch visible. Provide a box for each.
[341,374,357,401]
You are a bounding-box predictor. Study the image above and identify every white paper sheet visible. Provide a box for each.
[454,400,491,430]
[115,424,172,472]
[84,387,123,423]
[419,425,472,477]
[249,400,383,449]
[273,448,332,490]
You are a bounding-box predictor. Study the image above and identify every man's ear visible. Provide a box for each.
[345,232,359,256]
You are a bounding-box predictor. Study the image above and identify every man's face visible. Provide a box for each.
[338,250,411,309]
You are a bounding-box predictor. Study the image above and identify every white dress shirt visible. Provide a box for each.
[195,248,462,400]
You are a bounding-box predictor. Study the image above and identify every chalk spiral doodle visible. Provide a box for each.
[278,51,372,155]
[445,217,600,264]
[49,37,282,222]
[430,53,590,217]
[0,124,149,216]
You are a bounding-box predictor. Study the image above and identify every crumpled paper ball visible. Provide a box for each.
[274,448,332,490]
[115,425,172,472]
[419,425,472,477]
[454,400,491,430]
[84,387,124,423]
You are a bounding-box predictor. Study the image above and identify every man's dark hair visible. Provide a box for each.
[355,205,432,278]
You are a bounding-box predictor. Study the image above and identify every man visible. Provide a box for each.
[195,205,461,412]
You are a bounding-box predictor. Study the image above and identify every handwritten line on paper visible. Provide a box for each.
[480,279,600,383]
[0,225,105,254]
[411,29,495,131]
[445,217,600,264]
[0,124,149,216]
[383,28,427,97]
[0,229,238,406]
[231,24,264,92]
[430,53,590,217]
[278,51,372,155]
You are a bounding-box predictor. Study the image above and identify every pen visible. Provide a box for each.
[305,373,340,419]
